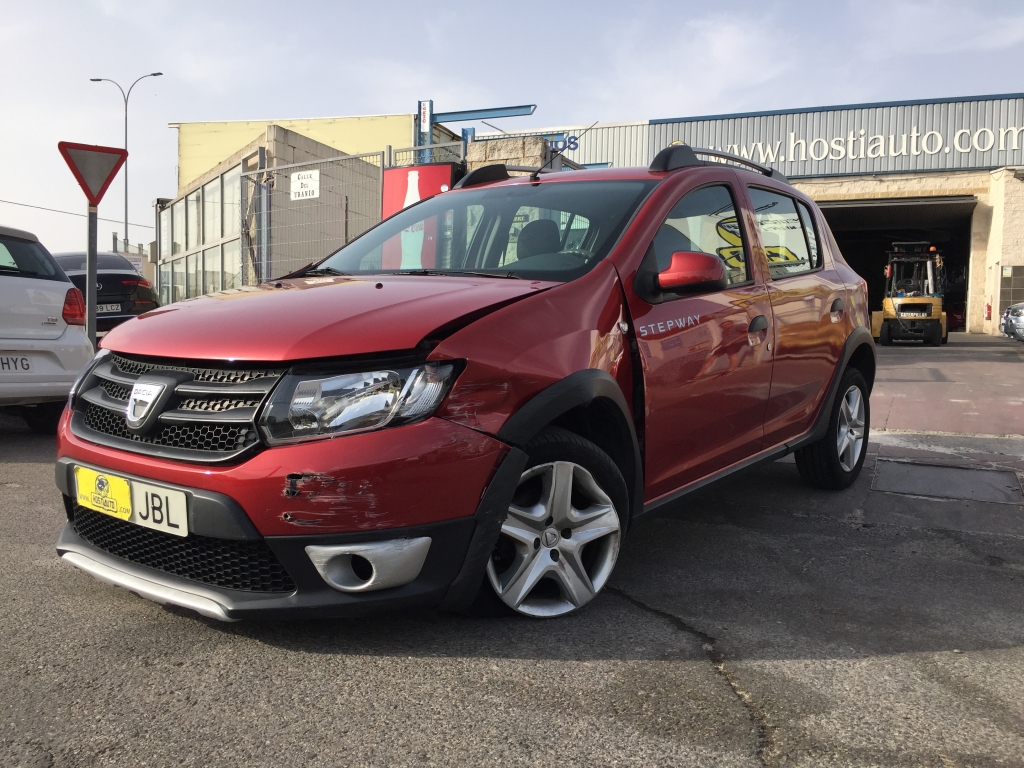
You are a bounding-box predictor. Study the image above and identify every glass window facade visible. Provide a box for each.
[186,191,201,251]
[203,246,222,293]
[203,178,221,244]
[186,252,200,297]
[223,167,240,238]
[172,258,185,302]
[157,164,243,304]
[222,239,241,290]
[159,208,171,259]
[172,201,185,255]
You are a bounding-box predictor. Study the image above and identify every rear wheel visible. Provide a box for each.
[21,402,65,435]
[878,321,892,346]
[483,427,627,618]
[795,368,869,490]
[928,323,943,346]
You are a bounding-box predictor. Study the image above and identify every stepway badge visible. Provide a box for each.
[291,170,320,201]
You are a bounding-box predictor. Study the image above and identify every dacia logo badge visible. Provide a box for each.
[126,382,166,430]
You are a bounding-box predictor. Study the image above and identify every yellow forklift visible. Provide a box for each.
[871,241,948,346]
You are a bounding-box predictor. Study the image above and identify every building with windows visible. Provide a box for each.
[154,114,458,305]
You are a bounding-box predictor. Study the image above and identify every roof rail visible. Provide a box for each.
[453,164,510,189]
[650,144,789,183]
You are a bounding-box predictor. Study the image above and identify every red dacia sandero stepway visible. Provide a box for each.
[56,145,874,620]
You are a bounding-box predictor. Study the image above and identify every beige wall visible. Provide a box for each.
[174,115,418,193]
[790,169,1024,334]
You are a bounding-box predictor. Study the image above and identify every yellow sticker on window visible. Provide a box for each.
[74,466,132,521]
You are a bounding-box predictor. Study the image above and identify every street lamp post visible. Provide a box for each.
[90,72,162,247]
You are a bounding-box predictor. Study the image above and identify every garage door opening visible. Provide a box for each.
[818,196,975,330]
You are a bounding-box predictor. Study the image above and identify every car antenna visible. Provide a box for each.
[530,121,598,182]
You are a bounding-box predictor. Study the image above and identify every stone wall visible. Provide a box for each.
[466,136,548,174]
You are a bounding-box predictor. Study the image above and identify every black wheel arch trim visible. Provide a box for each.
[495,368,644,524]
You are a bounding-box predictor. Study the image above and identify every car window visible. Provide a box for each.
[321,180,655,282]
[796,201,821,269]
[747,188,815,279]
[653,185,748,285]
[500,208,592,266]
[0,235,62,280]
[54,253,137,271]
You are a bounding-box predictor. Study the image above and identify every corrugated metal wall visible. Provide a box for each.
[478,97,1024,176]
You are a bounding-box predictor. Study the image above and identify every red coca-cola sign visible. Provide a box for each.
[382,164,458,219]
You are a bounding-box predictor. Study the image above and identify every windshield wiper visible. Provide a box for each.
[392,269,522,280]
[0,265,38,275]
[302,267,350,276]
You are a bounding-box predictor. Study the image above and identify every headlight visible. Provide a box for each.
[259,361,458,444]
[68,348,111,410]
[1011,308,1024,317]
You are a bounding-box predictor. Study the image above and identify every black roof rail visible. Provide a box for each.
[650,143,789,183]
[649,144,701,172]
[452,164,510,189]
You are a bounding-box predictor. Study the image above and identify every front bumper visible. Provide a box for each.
[54,445,529,620]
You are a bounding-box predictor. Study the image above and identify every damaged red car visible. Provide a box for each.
[55,145,875,620]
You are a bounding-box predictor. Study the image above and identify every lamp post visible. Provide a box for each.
[90,72,162,246]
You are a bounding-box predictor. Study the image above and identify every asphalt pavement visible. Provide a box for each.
[1,332,1023,767]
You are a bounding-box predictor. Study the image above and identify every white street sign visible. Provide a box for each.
[291,170,320,201]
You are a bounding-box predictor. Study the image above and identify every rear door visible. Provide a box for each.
[626,174,775,501]
[742,185,846,446]
[0,234,70,341]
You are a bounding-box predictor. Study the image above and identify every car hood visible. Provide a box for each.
[100,274,557,362]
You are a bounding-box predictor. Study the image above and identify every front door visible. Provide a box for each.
[627,181,775,503]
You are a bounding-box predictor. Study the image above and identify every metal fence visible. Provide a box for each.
[240,151,384,284]
[390,141,464,168]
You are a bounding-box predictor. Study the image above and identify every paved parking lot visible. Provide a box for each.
[2,333,1023,767]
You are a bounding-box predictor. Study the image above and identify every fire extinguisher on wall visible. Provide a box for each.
[986,303,992,320]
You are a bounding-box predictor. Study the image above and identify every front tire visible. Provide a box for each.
[483,427,627,618]
[878,322,892,346]
[795,368,869,490]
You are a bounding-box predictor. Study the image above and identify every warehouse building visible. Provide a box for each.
[482,94,1024,334]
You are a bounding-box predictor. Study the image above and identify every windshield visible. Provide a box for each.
[0,234,63,281]
[317,179,655,281]
[54,253,138,271]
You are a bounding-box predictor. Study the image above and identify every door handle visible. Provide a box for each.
[747,315,769,333]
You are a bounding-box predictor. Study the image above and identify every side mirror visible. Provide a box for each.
[656,251,727,294]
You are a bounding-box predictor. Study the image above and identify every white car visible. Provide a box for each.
[0,225,94,433]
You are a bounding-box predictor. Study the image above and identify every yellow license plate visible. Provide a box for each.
[74,466,133,521]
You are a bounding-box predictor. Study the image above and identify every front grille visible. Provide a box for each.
[84,404,259,452]
[72,505,296,593]
[111,354,277,384]
[71,353,284,463]
[179,397,262,412]
[99,379,132,400]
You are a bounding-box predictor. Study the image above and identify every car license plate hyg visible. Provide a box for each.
[97,303,121,314]
[74,466,189,537]
[0,355,31,372]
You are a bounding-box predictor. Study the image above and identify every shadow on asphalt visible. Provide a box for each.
[217,459,1023,664]
[6,410,1021,667]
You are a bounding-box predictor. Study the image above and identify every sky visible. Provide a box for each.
[2,0,1024,252]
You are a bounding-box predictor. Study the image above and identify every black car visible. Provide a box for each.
[52,252,159,333]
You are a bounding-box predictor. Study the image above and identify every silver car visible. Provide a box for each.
[1001,302,1024,341]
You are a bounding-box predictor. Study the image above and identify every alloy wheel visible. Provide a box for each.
[836,384,866,472]
[487,461,621,617]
